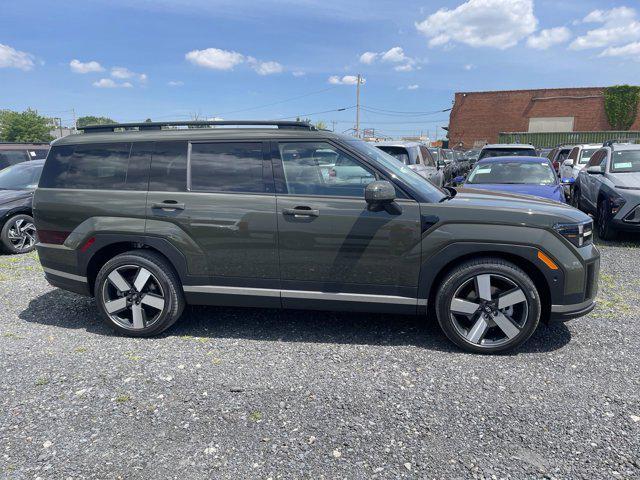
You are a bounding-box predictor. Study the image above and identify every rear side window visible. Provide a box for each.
[189,142,266,193]
[149,141,188,192]
[376,146,411,165]
[0,150,29,169]
[40,143,136,189]
[420,146,435,167]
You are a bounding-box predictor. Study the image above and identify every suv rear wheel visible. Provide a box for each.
[435,258,541,353]
[95,250,185,336]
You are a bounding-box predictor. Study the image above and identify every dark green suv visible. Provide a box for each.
[33,121,600,353]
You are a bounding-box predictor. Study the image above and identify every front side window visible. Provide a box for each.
[40,143,133,189]
[557,149,571,162]
[190,142,266,193]
[278,142,375,197]
[467,161,557,185]
[611,150,640,173]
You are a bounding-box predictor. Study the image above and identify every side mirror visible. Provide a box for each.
[562,159,574,167]
[586,166,603,174]
[365,180,396,205]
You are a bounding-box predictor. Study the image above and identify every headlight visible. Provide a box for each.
[554,220,593,247]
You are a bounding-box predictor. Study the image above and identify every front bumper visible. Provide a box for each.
[550,299,596,321]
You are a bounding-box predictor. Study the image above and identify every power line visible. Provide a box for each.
[211,86,341,117]
[361,105,452,115]
[278,106,356,120]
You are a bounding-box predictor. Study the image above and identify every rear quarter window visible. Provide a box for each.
[148,141,188,192]
[39,143,136,189]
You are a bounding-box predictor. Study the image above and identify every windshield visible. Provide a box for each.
[0,162,44,189]
[611,150,640,173]
[344,139,446,202]
[375,146,411,165]
[467,161,557,185]
[578,148,598,164]
[479,148,536,160]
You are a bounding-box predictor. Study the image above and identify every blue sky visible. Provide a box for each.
[2,0,639,138]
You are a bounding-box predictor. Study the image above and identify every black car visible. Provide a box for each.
[0,143,50,170]
[0,160,44,254]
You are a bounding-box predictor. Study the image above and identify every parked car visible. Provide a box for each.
[478,143,537,160]
[34,120,599,354]
[0,143,49,170]
[559,144,601,183]
[537,148,553,158]
[454,156,566,203]
[463,149,481,165]
[374,141,444,187]
[0,160,44,254]
[547,145,574,174]
[573,143,640,240]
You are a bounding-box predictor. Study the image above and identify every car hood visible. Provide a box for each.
[0,189,33,206]
[463,183,564,202]
[442,187,588,226]
[607,172,640,189]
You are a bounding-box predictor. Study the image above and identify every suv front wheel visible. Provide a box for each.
[95,250,185,337]
[435,258,541,353]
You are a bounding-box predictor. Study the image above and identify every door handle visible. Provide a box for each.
[152,201,185,211]
[283,206,320,217]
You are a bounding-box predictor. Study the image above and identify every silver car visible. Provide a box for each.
[374,141,443,187]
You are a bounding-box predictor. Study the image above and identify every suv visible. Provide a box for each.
[547,145,574,174]
[478,144,537,161]
[0,143,50,170]
[34,120,600,353]
[374,141,443,187]
[572,143,640,240]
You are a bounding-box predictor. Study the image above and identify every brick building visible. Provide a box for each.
[447,86,640,148]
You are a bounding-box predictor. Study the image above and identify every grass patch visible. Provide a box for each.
[74,347,88,353]
[115,394,131,403]
[35,378,49,386]
[249,411,263,422]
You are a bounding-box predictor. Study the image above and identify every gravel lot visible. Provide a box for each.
[1,237,639,479]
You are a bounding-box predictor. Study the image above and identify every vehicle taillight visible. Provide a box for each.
[37,230,71,245]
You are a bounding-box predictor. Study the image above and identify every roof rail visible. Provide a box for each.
[603,139,633,147]
[79,120,317,133]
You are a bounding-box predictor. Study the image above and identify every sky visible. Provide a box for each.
[2,0,640,138]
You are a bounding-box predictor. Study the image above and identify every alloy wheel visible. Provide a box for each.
[449,273,529,347]
[101,264,166,330]
[7,218,37,252]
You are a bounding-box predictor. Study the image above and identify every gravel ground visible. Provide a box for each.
[1,238,639,479]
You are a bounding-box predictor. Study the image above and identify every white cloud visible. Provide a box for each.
[570,7,640,50]
[0,43,35,71]
[69,59,104,74]
[111,66,147,82]
[599,41,640,60]
[464,64,475,70]
[93,78,133,88]
[328,75,363,85]
[416,0,537,50]
[359,51,378,64]
[526,27,572,50]
[407,84,419,90]
[292,70,306,77]
[359,46,417,71]
[168,80,184,86]
[186,48,245,70]
[247,59,283,75]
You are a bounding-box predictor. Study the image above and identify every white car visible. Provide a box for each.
[374,141,444,187]
[559,144,601,182]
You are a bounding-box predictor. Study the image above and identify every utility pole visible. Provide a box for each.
[355,74,361,138]
[331,120,337,132]
[72,108,77,133]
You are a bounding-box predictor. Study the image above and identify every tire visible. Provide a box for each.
[1,214,38,254]
[597,200,617,241]
[435,258,541,354]
[94,250,185,337]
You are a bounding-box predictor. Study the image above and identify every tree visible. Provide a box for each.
[0,109,54,142]
[76,115,115,128]
[315,121,327,130]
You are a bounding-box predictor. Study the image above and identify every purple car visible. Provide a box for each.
[455,156,567,203]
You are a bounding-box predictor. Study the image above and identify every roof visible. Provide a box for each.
[374,141,422,148]
[609,143,640,151]
[455,86,605,96]
[477,156,552,164]
[0,143,50,149]
[481,144,536,149]
[53,126,345,146]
